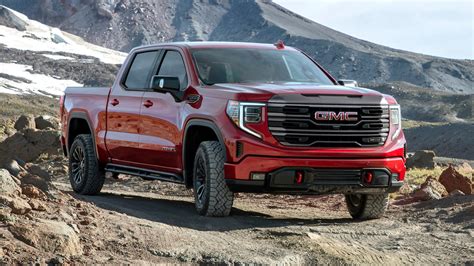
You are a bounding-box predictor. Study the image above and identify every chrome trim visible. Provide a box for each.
[239,102,265,138]
[390,105,402,140]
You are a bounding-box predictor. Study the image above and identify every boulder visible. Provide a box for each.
[406,150,436,169]
[28,199,47,212]
[9,219,83,256]
[439,165,473,195]
[35,115,58,130]
[19,173,51,193]
[8,197,32,215]
[22,184,46,199]
[96,0,120,19]
[13,115,35,131]
[25,163,51,181]
[3,160,22,176]
[411,176,448,201]
[0,129,60,165]
[0,169,20,195]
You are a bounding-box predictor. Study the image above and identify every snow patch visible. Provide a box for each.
[0,6,126,65]
[0,63,83,96]
[41,54,76,61]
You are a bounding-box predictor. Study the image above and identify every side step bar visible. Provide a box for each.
[104,163,184,184]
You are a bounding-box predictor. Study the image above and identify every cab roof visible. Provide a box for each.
[131,41,298,52]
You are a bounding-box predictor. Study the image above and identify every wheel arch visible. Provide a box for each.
[67,112,98,159]
[182,119,226,188]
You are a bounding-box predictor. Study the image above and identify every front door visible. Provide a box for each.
[137,50,188,174]
[106,50,160,165]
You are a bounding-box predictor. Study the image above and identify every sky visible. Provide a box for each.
[273,0,473,59]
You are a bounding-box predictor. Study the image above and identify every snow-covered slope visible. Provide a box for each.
[0,6,126,96]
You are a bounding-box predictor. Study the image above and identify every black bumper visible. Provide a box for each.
[226,168,403,194]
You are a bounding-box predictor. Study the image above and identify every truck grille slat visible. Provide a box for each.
[268,104,390,147]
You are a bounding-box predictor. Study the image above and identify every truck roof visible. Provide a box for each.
[131,41,298,52]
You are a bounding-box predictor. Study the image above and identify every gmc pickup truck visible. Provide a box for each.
[60,42,406,219]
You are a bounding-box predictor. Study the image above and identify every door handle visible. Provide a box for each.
[143,100,154,108]
[110,99,120,106]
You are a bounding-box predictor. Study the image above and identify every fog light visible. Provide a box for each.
[364,171,373,184]
[251,173,266,181]
[295,171,304,184]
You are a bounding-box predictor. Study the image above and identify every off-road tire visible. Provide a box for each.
[69,134,105,195]
[193,141,234,217]
[345,193,389,219]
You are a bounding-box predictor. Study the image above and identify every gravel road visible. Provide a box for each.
[50,176,473,264]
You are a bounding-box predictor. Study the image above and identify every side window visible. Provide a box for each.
[124,51,159,90]
[157,51,188,89]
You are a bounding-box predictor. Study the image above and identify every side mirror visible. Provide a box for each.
[338,79,358,87]
[150,75,180,91]
[149,75,184,102]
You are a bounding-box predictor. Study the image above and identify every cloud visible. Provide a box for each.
[273,0,473,59]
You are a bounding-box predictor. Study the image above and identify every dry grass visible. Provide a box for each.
[0,93,58,137]
[402,120,450,129]
[405,167,444,185]
[0,93,58,119]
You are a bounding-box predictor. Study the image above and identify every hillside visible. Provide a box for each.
[0,0,472,93]
[0,6,125,95]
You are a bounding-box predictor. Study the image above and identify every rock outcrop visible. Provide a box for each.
[13,115,35,131]
[0,128,60,166]
[439,165,473,195]
[9,219,83,256]
[411,176,448,201]
[406,150,436,169]
[0,168,19,195]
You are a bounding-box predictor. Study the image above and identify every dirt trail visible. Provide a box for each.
[51,178,474,264]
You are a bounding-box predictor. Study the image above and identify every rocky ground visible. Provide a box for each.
[0,115,473,264]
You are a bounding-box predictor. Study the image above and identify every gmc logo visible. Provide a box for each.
[315,111,358,121]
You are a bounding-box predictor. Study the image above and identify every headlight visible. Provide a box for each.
[226,100,265,138]
[390,105,401,140]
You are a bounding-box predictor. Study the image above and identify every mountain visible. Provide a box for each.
[0,6,125,96]
[0,0,472,93]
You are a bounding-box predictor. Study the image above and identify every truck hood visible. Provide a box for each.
[209,83,390,104]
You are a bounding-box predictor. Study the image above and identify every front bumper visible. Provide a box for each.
[224,156,405,194]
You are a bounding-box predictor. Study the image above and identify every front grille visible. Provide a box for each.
[267,104,389,147]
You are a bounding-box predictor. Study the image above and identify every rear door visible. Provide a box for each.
[137,49,188,173]
[106,50,160,165]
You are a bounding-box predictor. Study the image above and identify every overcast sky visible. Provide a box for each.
[273,0,473,59]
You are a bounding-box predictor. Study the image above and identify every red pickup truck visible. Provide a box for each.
[60,42,406,219]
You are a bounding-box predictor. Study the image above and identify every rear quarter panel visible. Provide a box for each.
[62,87,111,164]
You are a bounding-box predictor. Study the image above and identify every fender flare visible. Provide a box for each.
[182,119,226,186]
[67,112,98,158]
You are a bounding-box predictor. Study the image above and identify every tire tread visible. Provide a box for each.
[194,141,234,217]
[69,134,104,195]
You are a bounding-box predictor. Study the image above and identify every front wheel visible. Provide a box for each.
[193,141,234,217]
[345,193,389,219]
[69,134,105,195]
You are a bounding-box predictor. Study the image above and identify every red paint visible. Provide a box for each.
[61,42,406,186]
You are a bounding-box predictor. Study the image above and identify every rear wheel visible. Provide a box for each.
[69,134,105,195]
[193,141,234,217]
[345,193,389,219]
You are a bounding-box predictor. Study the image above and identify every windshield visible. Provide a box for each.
[191,48,334,85]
